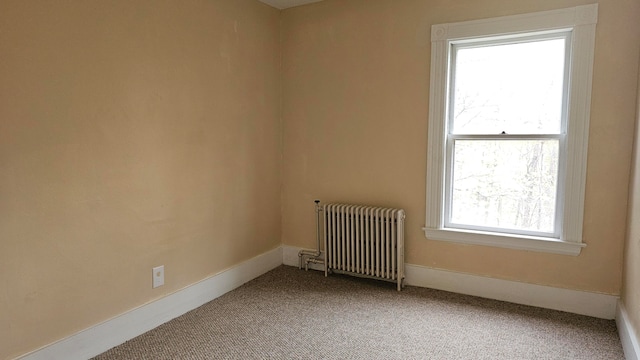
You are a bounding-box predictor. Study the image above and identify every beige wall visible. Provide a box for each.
[0,0,281,358]
[2,0,640,358]
[622,49,640,348]
[281,0,640,294]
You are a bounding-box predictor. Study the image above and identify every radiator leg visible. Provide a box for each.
[397,278,405,291]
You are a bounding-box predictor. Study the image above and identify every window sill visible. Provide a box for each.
[422,227,585,256]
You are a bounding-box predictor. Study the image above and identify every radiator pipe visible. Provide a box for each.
[298,200,324,270]
[304,257,324,271]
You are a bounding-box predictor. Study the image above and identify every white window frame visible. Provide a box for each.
[424,4,598,256]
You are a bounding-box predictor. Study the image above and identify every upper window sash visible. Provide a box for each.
[448,31,573,136]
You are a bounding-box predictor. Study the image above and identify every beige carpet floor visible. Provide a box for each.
[94,265,623,359]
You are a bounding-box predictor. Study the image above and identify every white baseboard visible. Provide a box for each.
[405,263,618,319]
[617,301,640,360]
[284,245,618,319]
[18,246,283,360]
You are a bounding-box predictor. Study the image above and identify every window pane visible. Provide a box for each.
[450,140,559,234]
[452,38,566,135]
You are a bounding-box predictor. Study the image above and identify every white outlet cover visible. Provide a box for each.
[152,265,164,288]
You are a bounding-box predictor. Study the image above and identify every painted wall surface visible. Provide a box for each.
[281,0,640,294]
[622,51,640,347]
[0,0,281,358]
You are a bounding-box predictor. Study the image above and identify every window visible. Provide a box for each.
[424,5,598,255]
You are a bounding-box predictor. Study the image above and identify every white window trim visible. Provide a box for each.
[424,4,598,256]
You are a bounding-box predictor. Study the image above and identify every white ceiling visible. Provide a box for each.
[259,0,324,10]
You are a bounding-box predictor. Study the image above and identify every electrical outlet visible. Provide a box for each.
[152,265,164,288]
